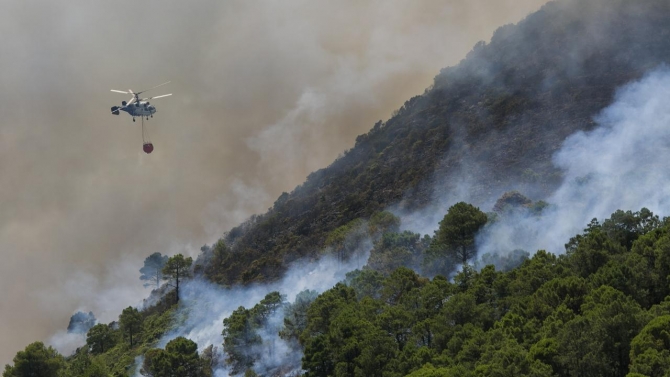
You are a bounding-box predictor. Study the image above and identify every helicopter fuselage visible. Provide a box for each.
[119,101,156,117]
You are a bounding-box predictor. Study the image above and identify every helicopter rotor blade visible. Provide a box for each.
[111,90,130,94]
[136,81,170,95]
[142,93,172,101]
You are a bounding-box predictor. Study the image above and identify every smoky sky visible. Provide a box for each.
[0,0,547,364]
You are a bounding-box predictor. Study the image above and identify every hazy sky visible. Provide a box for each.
[0,0,547,364]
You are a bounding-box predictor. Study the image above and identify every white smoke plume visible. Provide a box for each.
[143,250,369,376]
[476,67,670,257]
[46,332,86,358]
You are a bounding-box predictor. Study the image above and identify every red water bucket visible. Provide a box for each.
[143,143,154,154]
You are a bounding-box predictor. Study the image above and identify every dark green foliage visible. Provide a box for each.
[431,202,488,267]
[478,249,530,272]
[162,254,193,304]
[4,297,176,377]
[141,337,203,377]
[323,218,368,263]
[629,316,670,376]
[367,231,429,275]
[602,208,662,248]
[140,252,169,289]
[367,211,401,238]
[23,207,670,377]
[3,342,63,377]
[345,269,385,300]
[281,290,319,342]
[222,306,259,374]
[86,323,115,354]
[298,209,670,377]
[565,219,626,277]
[62,354,109,377]
[119,306,143,347]
[221,291,287,374]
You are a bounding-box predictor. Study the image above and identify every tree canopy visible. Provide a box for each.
[432,202,488,267]
[3,342,63,377]
[163,254,193,304]
[119,306,143,347]
[86,323,114,354]
[140,252,169,289]
[141,337,204,377]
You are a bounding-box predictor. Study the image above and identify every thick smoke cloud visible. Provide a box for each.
[0,0,547,365]
[476,68,670,257]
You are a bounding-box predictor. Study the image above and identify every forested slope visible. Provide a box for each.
[290,209,670,377]
[203,0,670,286]
[9,1,670,376]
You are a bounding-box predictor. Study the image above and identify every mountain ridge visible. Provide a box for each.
[202,0,670,286]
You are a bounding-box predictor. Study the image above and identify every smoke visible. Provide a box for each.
[475,67,670,257]
[46,332,86,359]
[113,67,670,376]
[123,66,670,376]
[145,250,368,376]
[0,0,550,364]
[133,60,670,374]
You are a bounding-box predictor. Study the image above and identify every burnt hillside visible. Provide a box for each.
[204,0,670,285]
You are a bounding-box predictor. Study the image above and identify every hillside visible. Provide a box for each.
[203,0,670,285]
[9,1,670,376]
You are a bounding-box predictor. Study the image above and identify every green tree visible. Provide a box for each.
[630,224,670,305]
[345,269,385,300]
[200,344,218,377]
[324,218,368,263]
[601,208,661,248]
[432,202,488,267]
[422,241,457,278]
[367,211,401,238]
[140,252,169,289]
[222,306,260,374]
[629,315,670,376]
[141,337,203,377]
[163,254,193,304]
[81,361,108,377]
[301,283,357,344]
[548,286,648,377]
[119,306,143,347]
[405,363,466,377]
[565,220,625,278]
[367,231,428,275]
[478,249,529,272]
[281,290,319,342]
[86,323,114,354]
[381,267,425,306]
[222,292,287,373]
[2,342,63,377]
[59,352,110,377]
[249,291,285,325]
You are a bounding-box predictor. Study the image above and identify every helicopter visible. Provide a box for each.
[110,81,172,122]
[110,82,172,153]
